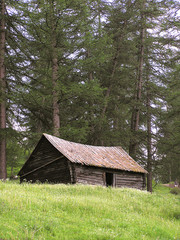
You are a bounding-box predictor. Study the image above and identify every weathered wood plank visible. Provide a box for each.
[20,157,71,184]
[74,164,145,189]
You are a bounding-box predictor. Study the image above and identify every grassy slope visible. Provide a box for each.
[0,182,179,240]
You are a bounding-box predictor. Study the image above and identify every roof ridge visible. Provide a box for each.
[43,133,122,148]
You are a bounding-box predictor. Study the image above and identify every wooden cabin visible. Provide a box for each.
[18,133,147,189]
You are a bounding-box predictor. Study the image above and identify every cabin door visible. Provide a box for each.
[105,172,114,187]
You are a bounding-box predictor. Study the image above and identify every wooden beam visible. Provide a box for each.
[20,155,64,178]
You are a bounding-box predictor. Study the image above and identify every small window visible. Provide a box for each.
[105,172,114,187]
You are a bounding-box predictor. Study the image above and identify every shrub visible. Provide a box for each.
[170,188,180,195]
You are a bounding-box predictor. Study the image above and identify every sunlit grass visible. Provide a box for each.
[0,181,180,240]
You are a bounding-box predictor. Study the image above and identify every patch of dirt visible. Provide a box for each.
[163,184,180,188]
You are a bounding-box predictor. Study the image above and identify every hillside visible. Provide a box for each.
[0,181,179,240]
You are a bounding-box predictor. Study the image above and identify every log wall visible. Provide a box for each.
[20,137,60,175]
[115,171,145,189]
[20,158,71,183]
[20,138,71,183]
[74,164,146,190]
[75,164,104,186]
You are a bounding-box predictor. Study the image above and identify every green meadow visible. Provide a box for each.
[0,181,179,240]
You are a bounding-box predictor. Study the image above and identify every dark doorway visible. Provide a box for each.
[106,172,114,187]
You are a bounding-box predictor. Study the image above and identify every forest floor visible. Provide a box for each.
[0,181,180,240]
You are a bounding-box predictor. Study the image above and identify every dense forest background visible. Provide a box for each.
[0,0,179,189]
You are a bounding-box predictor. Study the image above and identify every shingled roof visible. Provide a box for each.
[40,133,147,174]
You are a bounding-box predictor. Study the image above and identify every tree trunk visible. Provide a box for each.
[97,0,102,37]
[52,48,60,137]
[146,87,152,192]
[10,166,14,178]
[169,163,172,183]
[0,0,7,179]
[129,0,145,159]
[51,2,60,137]
[87,49,93,81]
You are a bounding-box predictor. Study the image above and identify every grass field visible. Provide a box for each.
[0,181,180,240]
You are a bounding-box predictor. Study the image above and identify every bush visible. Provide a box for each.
[170,188,180,195]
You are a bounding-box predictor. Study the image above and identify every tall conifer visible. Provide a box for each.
[0,0,7,179]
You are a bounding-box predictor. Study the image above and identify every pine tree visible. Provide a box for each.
[0,0,7,179]
[129,0,146,159]
[157,64,180,183]
[17,0,109,145]
[0,0,39,176]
